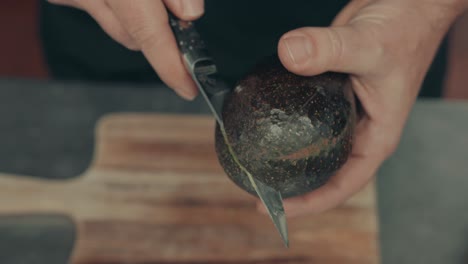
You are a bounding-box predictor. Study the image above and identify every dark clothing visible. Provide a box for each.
[39,0,447,97]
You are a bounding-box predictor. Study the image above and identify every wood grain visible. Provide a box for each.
[0,113,380,264]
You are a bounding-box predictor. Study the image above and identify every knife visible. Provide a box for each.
[168,13,289,247]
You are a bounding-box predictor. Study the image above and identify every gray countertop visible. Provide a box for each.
[0,79,467,264]
[378,101,468,264]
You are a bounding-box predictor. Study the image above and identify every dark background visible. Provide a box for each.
[3,0,466,96]
[0,1,467,264]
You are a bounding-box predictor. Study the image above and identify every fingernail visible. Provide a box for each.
[283,35,312,65]
[177,87,197,101]
[181,0,204,18]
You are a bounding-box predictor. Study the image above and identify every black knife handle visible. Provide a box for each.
[168,12,213,73]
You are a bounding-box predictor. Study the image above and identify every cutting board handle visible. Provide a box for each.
[0,173,72,215]
[0,113,221,217]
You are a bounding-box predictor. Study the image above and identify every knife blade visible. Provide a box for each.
[168,13,289,247]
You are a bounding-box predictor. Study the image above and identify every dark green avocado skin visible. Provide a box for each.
[215,56,356,198]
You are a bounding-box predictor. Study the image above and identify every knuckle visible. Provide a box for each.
[113,29,140,51]
[90,15,141,51]
[127,21,163,49]
[116,35,140,51]
[350,24,387,69]
[373,37,392,62]
[326,28,345,69]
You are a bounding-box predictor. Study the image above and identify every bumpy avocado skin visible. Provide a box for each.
[215,56,356,198]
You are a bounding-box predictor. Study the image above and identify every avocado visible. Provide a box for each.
[214,56,356,198]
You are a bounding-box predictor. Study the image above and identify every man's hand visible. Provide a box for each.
[260,0,468,217]
[48,0,204,100]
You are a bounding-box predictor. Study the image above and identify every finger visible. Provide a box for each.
[277,25,381,76]
[256,152,378,217]
[107,0,198,100]
[256,118,383,217]
[47,0,138,49]
[284,155,378,217]
[78,0,138,50]
[163,0,205,20]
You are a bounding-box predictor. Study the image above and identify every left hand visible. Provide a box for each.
[258,0,468,217]
[47,0,205,100]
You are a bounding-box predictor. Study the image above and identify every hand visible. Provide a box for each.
[47,0,204,100]
[258,0,468,217]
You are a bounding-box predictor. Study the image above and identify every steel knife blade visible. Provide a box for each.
[168,13,289,247]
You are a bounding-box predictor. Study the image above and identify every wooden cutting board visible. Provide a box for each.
[0,114,379,264]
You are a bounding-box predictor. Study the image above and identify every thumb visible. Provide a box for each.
[164,0,205,20]
[278,26,379,76]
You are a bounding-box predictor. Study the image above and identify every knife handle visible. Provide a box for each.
[168,13,213,73]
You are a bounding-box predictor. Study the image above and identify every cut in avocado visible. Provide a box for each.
[215,56,357,198]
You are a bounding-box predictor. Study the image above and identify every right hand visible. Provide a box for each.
[47,0,205,100]
[265,0,468,217]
